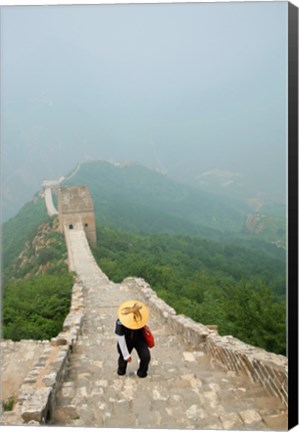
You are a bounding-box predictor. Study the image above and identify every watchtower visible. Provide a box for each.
[58,186,97,247]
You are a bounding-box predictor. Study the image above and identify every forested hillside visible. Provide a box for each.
[2,208,73,341]
[91,224,286,355]
[2,196,48,278]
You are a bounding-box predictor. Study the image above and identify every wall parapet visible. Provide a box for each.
[1,278,85,425]
[122,277,288,407]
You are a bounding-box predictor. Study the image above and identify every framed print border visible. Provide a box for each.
[288,1,299,429]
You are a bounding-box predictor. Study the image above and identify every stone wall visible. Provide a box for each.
[1,340,49,402]
[123,277,288,407]
[1,278,85,425]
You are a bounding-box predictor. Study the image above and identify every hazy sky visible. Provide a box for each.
[1,2,288,219]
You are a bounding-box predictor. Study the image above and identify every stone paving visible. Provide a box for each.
[1,340,49,402]
[51,227,287,430]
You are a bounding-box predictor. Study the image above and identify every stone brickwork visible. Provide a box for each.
[123,277,288,407]
[1,340,49,402]
[204,335,287,405]
[58,186,96,247]
[1,279,85,425]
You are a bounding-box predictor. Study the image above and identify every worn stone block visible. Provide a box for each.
[239,409,263,424]
[21,387,52,423]
[263,413,288,430]
[183,352,196,362]
[43,372,57,387]
[51,337,67,347]
[185,404,206,420]
[52,405,79,424]
[220,412,243,429]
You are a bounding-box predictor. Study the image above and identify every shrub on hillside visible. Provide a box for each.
[3,273,74,340]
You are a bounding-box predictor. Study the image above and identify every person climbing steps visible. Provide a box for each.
[115,300,151,378]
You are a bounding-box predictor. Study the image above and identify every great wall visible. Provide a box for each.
[1,185,288,429]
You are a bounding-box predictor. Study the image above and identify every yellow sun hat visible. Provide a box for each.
[118,300,149,330]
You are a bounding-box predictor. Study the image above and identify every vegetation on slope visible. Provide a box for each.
[3,273,73,340]
[91,224,286,355]
[2,215,74,341]
[2,195,48,278]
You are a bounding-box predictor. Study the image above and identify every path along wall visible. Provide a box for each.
[123,277,288,408]
[44,188,58,217]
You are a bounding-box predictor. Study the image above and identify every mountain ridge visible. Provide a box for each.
[61,160,285,246]
[62,160,252,239]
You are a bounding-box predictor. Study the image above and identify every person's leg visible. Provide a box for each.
[134,340,151,378]
[117,343,132,375]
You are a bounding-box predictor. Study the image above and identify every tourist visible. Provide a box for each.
[115,300,151,378]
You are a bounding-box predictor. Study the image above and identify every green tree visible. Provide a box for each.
[3,273,73,341]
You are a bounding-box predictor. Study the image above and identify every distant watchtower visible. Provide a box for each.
[58,186,97,247]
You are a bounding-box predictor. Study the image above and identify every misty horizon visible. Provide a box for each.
[1,2,288,220]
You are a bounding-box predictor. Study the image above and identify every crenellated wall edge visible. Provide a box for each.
[123,277,288,408]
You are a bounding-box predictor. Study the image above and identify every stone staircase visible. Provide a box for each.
[50,227,287,430]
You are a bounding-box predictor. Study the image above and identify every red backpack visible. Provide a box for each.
[142,325,155,348]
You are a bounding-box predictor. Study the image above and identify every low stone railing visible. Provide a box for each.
[2,278,85,425]
[123,277,288,407]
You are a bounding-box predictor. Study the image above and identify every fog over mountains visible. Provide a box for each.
[1,3,288,221]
